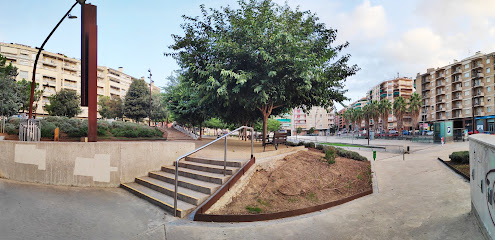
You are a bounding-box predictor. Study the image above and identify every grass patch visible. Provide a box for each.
[257,198,270,207]
[321,143,370,148]
[245,205,262,214]
[306,192,317,202]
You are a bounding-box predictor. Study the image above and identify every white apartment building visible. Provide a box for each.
[0,42,159,118]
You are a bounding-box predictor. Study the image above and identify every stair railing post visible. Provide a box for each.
[174,158,179,217]
[224,136,227,176]
[250,127,254,159]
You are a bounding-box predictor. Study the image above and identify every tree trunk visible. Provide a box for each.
[258,103,277,146]
[199,122,203,140]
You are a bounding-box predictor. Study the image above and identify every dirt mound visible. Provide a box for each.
[212,150,371,215]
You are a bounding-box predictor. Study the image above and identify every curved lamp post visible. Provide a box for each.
[28,1,83,119]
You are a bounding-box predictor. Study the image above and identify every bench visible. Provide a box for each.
[263,132,288,151]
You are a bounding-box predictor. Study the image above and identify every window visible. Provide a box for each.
[465,64,470,69]
[19,71,28,80]
[465,91,470,96]
[489,107,492,113]
[489,97,492,102]
[465,81,470,87]
[488,58,491,64]
[465,72,470,78]
[466,109,470,114]
[488,77,491,83]
[488,87,492,92]
[488,68,491,73]
[447,112,450,117]
[446,69,449,74]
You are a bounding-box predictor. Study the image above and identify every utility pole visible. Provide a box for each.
[148,69,153,127]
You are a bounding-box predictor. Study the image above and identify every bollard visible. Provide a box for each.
[54,127,59,141]
[373,150,376,161]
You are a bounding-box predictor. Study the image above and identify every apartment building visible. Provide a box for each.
[415,51,495,133]
[367,77,414,131]
[0,42,160,118]
[291,106,335,135]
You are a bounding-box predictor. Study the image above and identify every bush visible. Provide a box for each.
[40,121,57,138]
[304,142,315,148]
[325,147,336,165]
[449,151,469,164]
[336,148,367,161]
[316,144,324,151]
[7,117,20,127]
[5,123,17,135]
[297,141,304,146]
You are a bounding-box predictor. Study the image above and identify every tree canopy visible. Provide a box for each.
[124,79,150,122]
[44,89,81,118]
[98,95,123,119]
[0,54,22,117]
[167,0,358,143]
[17,79,43,114]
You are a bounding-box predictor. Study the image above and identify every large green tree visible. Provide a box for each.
[150,92,168,124]
[17,79,43,114]
[168,0,358,144]
[124,79,150,122]
[378,99,391,133]
[0,54,22,117]
[98,95,123,119]
[45,89,81,118]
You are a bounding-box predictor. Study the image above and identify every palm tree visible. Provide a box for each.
[379,99,392,133]
[363,104,372,137]
[393,96,407,135]
[343,108,353,134]
[354,108,364,134]
[369,100,380,133]
[408,93,422,136]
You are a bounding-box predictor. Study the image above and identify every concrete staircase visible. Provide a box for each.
[121,156,246,218]
[160,127,196,141]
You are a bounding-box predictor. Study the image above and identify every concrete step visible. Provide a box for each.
[175,161,237,175]
[185,156,244,168]
[161,166,229,185]
[149,171,220,195]
[121,182,195,218]
[135,177,209,206]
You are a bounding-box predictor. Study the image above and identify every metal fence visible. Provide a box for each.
[19,119,41,142]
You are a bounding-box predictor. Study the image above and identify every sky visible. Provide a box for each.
[1,0,495,110]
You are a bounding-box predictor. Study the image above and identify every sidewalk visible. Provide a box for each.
[165,141,484,240]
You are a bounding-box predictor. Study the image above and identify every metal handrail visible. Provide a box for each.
[173,126,254,217]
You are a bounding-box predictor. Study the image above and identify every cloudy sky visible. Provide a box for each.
[1,0,495,110]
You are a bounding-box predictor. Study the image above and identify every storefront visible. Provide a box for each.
[474,115,495,133]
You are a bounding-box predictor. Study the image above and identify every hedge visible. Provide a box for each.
[449,151,469,164]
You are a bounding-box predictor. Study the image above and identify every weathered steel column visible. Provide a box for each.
[81,4,98,142]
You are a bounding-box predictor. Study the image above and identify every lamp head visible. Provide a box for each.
[68,13,77,19]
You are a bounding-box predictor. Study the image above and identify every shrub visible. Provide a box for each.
[5,123,17,135]
[297,141,304,146]
[40,121,57,138]
[7,117,20,128]
[316,144,324,151]
[325,147,336,165]
[449,151,469,164]
[336,148,367,161]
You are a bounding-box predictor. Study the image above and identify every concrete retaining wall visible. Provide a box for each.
[0,141,195,187]
[469,134,495,239]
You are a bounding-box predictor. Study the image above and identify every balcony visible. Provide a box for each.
[473,82,485,88]
[452,87,462,93]
[436,74,445,79]
[435,107,446,112]
[452,104,462,110]
[452,76,462,82]
[451,68,462,75]
[453,113,463,119]
[436,98,446,103]
[472,62,484,69]
[473,91,484,97]
[475,111,486,117]
[435,81,445,87]
[453,95,462,100]
[474,101,485,107]
[436,90,446,96]
[473,73,484,79]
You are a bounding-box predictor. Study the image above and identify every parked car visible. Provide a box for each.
[426,131,434,136]
[389,130,398,134]
[468,130,479,135]
[402,130,410,135]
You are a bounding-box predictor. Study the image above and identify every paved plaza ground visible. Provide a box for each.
[0,137,486,240]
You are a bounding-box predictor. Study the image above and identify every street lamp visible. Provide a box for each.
[148,69,153,127]
[28,1,80,119]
